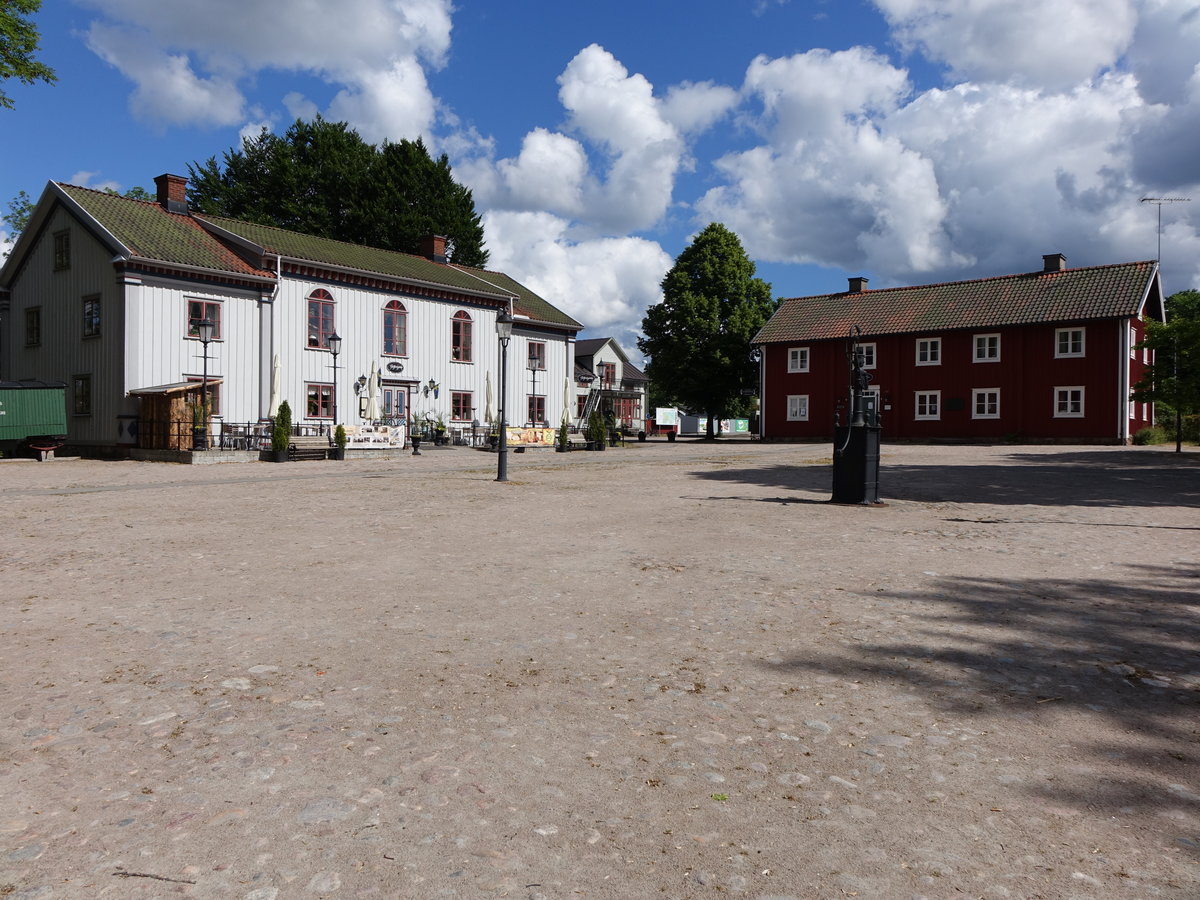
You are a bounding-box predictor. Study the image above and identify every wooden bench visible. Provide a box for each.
[288,435,331,461]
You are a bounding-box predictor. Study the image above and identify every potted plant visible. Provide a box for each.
[189,398,210,451]
[433,414,447,446]
[409,418,423,454]
[332,424,348,460]
[487,425,499,451]
[269,400,292,462]
[556,421,569,452]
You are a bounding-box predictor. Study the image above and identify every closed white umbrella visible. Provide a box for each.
[364,363,381,421]
[268,354,281,417]
[484,371,495,425]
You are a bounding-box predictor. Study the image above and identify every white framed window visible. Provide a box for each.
[860,342,876,369]
[787,347,809,373]
[1129,398,1136,420]
[974,333,1000,362]
[1129,325,1137,359]
[914,391,941,420]
[1055,386,1084,417]
[1055,327,1085,358]
[915,338,941,366]
[972,388,1000,419]
[786,394,809,421]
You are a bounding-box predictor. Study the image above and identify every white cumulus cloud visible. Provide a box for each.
[78,0,452,138]
[873,0,1139,91]
[483,210,672,348]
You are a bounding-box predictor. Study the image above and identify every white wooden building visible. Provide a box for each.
[572,337,649,431]
[0,174,582,455]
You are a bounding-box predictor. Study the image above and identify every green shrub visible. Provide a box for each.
[586,409,607,446]
[272,400,293,452]
[334,423,348,449]
[1132,426,1167,445]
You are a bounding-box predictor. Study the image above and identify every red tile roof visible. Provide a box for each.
[755,261,1158,344]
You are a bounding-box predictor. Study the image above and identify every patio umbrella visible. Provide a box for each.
[364,363,381,421]
[562,377,572,425]
[484,371,495,425]
[268,354,281,417]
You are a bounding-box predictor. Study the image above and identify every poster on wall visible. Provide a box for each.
[655,408,678,426]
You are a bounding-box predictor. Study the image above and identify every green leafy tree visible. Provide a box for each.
[638,223,776,438]
[1132,289,1200,452]
[3,188,32,239]
[1,0,56,111]
[188,117,488,267]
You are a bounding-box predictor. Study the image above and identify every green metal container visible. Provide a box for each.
[0,381,68,442]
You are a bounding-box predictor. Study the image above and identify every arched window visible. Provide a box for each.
[307,289,335,348]
[451,310,473,362]
[383,300,407,356]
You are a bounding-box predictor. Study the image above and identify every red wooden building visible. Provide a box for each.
[753,254,1165,444]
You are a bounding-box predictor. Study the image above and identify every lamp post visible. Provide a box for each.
[328,331,342,433]
[193,317,215,451]
[495,309,513,482]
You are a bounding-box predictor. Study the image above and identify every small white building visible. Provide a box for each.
[0,174,582,455]
[572,337,648,432]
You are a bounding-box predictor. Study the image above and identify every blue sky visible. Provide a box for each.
[4,1,1198,354]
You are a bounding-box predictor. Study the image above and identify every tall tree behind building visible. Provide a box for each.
[0,0,56,110]
[188,117,488,268]
[639,223,776,437]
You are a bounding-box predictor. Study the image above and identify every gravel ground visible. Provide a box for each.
[1,440,1197,899]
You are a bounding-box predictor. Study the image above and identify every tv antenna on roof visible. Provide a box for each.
[1140,196,1191,262]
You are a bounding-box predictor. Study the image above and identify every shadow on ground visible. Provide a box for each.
[691,449,1200,508]
[766,563,1200,819]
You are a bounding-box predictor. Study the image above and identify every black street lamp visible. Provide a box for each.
[495,310,513,482]
[193,317,215,451]
[328,331,342,431]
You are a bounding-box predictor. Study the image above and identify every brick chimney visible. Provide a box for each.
[1042,253,1067,272]
[847,276,869,293]
[420,235,448,263]
[154,174,188,215]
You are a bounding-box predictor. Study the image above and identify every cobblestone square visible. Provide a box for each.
[1,442,1197,898]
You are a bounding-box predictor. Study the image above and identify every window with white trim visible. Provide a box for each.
[527,394,546,425]
[72,374,91,415]
[306,382,334,418]
[383,300,407,356]
[1055,327,1085,358]
[914,391,941,420]
[787,347,809,373]
[915,338,941,366]
[974,333,1000,362]
[452,391,473,421]
[972,388,1000,419]
[188,299,222,339]
[307,289,335,349]
[528,341,546,370]
[1129,325,1137,358]
[451,310,473,362]
[860,342,876,369]
[1054,386,1084,417]
[786,394,809,421]
[82,296,101,338]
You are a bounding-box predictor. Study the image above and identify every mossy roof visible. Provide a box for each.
[755,261,1159,344]
[54,184,580,330]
